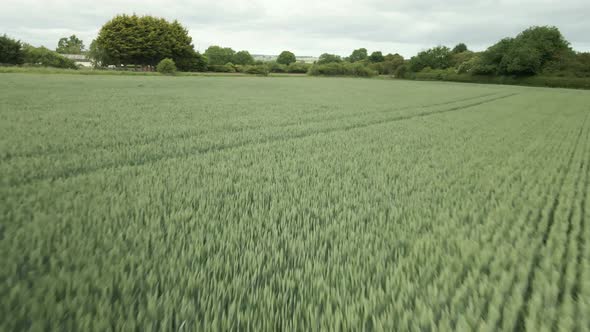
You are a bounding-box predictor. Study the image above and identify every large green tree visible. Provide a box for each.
[409,46,453,71]
[87,39,112,68]
[0,34,24,65]
[56,35,84,54]
[23,45,77,69]
[277,51,296,65]
[368,51,385,63]
[475,26,572,75]
[378,53,405,75]
[232,50,254,65]
[317,53,342,65]
[348,48,368,62]
[451,43,468,54]
[204,46,235,66]
[95,14,198,69]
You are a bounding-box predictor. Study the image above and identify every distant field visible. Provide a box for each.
[1,74,589,330]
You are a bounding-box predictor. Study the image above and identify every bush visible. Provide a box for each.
[175,51,207,72]
[414,68,456,81]
[208,64,233,73]
[267,62,287,73]
[394,64,410,78]
[224,62,238,73]
[405,71,590,90]
[244,65,269,76]
[307,62,377,77]
[287,62,311,73]
[350,63,376,77]
[156,58,176,75]
[23,46,77,69]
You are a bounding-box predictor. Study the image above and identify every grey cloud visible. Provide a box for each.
[1,0,588,57]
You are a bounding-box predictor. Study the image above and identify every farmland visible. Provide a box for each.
[1,74,589,330]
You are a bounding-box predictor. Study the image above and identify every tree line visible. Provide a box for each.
[404,26,590,79]
[1,14,589,81]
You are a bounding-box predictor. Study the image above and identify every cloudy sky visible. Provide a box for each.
[2,0,589,57]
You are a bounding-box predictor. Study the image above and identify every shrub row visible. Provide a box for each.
[207,62,310,75]
[307,62,377,77]
[409,69,590,90]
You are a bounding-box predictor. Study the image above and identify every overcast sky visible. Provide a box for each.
[2,0,589,57]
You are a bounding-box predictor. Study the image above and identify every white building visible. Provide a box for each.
[62,54,92,67]
[252,54,319,64]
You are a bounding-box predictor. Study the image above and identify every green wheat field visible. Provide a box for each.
[1,74,589,331]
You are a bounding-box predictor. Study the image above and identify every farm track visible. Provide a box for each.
[513,111,589,331]
[1,92,501,162]
[8,93,517,187]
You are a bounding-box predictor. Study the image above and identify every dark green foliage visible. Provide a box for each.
[208,64,235,73]
[368,51,385,63]
[308,62,377,77]
[224,63,237,73]
[409,46,453,72]
[95,14,197,68]
[56,35,84,54]
[503,44,542,75]
[452,43,468,54]
[87,40,111,68]
[394,63,410,78]
[450,51,475,68]
[276,51,296,65]
[23,46,77,69]
[573,52,590,77]
[204,46,235,66]
[368,54,405,75]
[287,62,311,73]
[475,26,572,76]
[381,53,405,75]
[348,48,368,62]
[411,69,590,89]
[0,34,24,65]
[175,50,208,72]
[244,64,269,76]
[267,61,287,73]
[232,50,254,65]
[156,58,176,75]
[317,53,342,65]
[457,55,481,74]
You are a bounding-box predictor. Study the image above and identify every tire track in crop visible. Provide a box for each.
[571,118,590,329]
[2,93,501,162]
[486,116,570,330]
[556,120,589,313]
[10,93,517,187]
[390,107,549,327]
[513,111,589,332]
[491,117,580,330]
[428,114,564,329]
